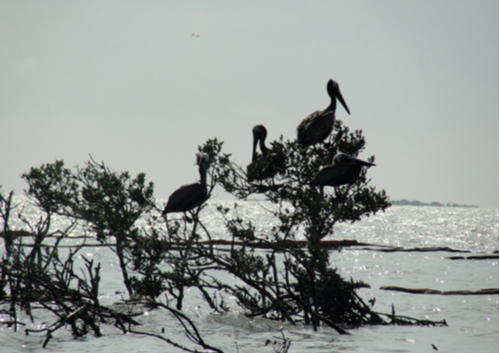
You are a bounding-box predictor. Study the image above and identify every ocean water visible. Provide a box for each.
[0,197,498,352]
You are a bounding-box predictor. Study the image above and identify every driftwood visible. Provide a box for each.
[374,246,471,253]
[3,231,494,255]
[380,286,499,295]
[448,255,499,260]
[0,233,372,249]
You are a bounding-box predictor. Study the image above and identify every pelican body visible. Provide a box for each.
[246,125,278,182]
[311,153,375,187]
[163,154,210,214]
[297,79,350,146]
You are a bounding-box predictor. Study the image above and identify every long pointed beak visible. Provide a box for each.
[251,133,259,161]
[344,155,375,166]
[336,88,350,115]
[354,157,375,167]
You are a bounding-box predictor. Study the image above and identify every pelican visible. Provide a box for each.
[310,153,375,187]
[162,154,210,215]
[297,79,350,146]
[246,125,277,181]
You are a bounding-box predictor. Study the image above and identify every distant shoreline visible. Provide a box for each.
[391,199,478,208]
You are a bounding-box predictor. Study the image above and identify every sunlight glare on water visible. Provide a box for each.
[0,197,498,352]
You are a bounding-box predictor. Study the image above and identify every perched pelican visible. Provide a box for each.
[162,154,210,214]
[297,79,350,146]
[246,125,277,181]
[310,153,375,187]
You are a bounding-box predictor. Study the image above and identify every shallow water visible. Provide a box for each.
[0,198,498,352]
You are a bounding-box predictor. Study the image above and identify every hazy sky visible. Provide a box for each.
[0,1,498,208]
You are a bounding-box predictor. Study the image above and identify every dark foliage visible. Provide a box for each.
[0,120,446,352]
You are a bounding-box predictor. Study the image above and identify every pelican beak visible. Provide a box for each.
[355,157,375,167]
[251,132,259,161]
[336,88,350,115]
[345,155,375,166]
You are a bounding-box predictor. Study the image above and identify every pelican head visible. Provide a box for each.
[251,125,269,160]
[198,153,210,173]
[327,79,350,115]
[333,153,348,165]
[252,124,267,140]
[198,153,210,188]
[200,153,209,164]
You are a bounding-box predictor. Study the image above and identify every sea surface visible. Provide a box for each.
[0,197,498,353]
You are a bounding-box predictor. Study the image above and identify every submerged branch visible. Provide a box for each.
[380,286,499,295]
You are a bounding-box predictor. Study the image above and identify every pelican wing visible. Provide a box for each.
[247,153,278,182]
[311,165,349,186]
[246,159,259,182]
[163,182,207,214]
[311,163,367,187]
[297,110,335,146]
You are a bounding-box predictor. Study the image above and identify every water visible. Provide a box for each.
[0,197,498,352]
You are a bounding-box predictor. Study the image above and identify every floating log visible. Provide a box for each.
[1,231,492,255]
[0,229,33,237]
[354,282,371,289]
[448,255,498,260]
[1,291,90,302]
[380,286,499,295]
[7,236,374,249]
[377,246,470,253]
[0,231,93,239]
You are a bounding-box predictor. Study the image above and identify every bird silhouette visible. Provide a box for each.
[311,153,375,187]
[297,79,350,146]
[246,125,280,182]
[163,154,210,214]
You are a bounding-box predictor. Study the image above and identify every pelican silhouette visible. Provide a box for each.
[310,153,375,187]
[297,79,350,146]
[246,125,277,181]
[162,154,210,214]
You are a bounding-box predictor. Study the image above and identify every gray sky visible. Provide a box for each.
[1,1,498,208]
